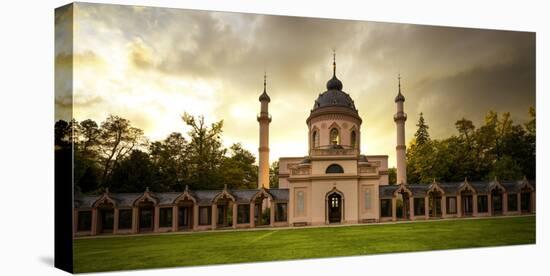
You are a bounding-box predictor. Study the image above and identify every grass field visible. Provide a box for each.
[74,216,535,273]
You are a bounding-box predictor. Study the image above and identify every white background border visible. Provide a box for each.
[0,0,547,275]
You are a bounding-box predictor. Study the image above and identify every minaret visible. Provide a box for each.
[257,73,271,189]
[394,74,407,184]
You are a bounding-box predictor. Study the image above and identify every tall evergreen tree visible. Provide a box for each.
[414,112,430,145]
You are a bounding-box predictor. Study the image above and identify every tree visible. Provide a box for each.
[407,109,536,183]
[78,119,100,154]
[454,118,479,180]
[523,107,536,179]
[414,112,430,146]
[150,132,189,191]
[54,120,71,149]
[76,165,100,193]
[110,150,157,192]
[388,167,396,185]
[455,118,475,149]
[220,143,258,189]
[269,161,279,188]
[525,107,535,136]
[97,115,147,187]
[488,156,523,181]
[182,113,226,189]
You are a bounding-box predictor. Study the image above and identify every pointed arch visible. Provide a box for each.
[251,187,273,203]
[325,186,345,200]
[328,122,341,145]
[518,178,535,192]
[212,189,236,203]
[393,184,413,197]
[133,191,159,206]
[457,180,477,194]
[173,191,197,205]
[310,125,320,149]
[93,193,117,208]
[488,179,506,193]
[427,182,445,195]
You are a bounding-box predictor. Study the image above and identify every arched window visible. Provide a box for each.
[326,164,344,174]
[330,128,340,145]
[312,131,319,148]
[350,131,357,149]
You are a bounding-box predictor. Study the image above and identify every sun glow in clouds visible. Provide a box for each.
[57,3,535,167]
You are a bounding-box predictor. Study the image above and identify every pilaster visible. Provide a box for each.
[391,197,397,221]
[172,206,178,232]
[91,208,98,235]
[113,208,119,234]
[211,204,217,230]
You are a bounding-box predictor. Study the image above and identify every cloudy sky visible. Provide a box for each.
[55,3,535,167]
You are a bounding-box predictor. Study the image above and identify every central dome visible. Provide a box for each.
[312,73,357,112]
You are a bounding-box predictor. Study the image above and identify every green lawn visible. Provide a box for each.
[74,216,535,273]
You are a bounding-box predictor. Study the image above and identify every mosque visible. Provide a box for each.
[73,55,535,236]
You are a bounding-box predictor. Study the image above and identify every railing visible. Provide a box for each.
[394,112,407,121]
[358,166,377,174]
[257,113,272,122]
[310,145,358,156]
[290,167,312,175]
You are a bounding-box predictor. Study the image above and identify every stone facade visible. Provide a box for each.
[74,186,289,236]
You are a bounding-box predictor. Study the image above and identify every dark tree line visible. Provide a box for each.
[55,113,275,194]
[406,107,536,183]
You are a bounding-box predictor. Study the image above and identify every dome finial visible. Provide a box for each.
[259,71,271,102]
[325,49,343,91]
[332,49,336,77]
[398,73,401,93]
[263,71,267,93]
[395,73,405,102]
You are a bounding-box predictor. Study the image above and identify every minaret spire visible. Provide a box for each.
[258,73,271,189]
[394,74,407,184]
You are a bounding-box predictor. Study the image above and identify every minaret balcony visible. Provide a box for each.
[257,113,272,123]
[393,111,407,122]
[309,145,359,157]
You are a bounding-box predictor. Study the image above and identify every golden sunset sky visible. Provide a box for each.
[55,3,535,167]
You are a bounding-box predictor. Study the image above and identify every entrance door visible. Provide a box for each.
[328,193,342,223]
